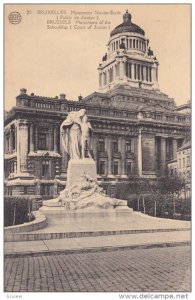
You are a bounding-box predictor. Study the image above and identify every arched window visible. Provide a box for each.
[133,39,135,48]
[136,40,138,48]
[116,40,118,49]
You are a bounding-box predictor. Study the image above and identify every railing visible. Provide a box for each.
[13,95,190,125]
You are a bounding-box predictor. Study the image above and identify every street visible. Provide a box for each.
[4,245,190,292]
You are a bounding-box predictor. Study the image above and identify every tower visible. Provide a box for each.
[98,10,159,92]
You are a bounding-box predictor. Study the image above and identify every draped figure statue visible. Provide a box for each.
[60,109,93,159]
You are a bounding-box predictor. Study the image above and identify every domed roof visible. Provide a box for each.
[110,10,145,37]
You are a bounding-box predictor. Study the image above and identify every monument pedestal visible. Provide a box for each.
[41,158,132,215]
[66,158,97,190]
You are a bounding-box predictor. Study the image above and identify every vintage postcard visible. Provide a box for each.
[4,3,191,296]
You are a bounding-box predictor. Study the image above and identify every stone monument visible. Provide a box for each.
[41,109,132,213]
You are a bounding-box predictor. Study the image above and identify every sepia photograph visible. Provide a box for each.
[4,3,191,295]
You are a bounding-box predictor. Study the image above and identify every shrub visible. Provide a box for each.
[4,196,35,227]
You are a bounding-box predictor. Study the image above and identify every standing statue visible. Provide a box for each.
[60,109,93,159]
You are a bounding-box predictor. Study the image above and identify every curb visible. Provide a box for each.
[5,227,190,242]
[4,241,191,258]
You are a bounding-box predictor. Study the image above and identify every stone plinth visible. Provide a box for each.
[41,157,132,214]
[66,158,97,190]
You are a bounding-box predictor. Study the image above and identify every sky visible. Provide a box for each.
[4,4,191,111]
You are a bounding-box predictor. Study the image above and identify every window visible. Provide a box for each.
[126,141,131,153]
[38,132,47,150]
[99,161,105,175]
[166,139,173,160]
[146,66,148,81]
[113,162,118,175]
[149,67,152,82]
[41,185,50,195]
[42,160,50,177]
[141,65,144,81]
[113,140,118,152]
[130,39,132,48]
[137,65,140,80]
[126,162,132,175]
[98,139,105,152]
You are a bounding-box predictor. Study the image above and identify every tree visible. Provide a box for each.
[159,173,186,218]
[128,176,148,212]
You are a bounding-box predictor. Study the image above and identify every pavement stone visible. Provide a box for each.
[4,246,190,292]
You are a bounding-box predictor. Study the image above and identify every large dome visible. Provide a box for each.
[110,10,145,37]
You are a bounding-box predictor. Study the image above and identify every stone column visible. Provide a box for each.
[119,60,123,80]
[18,121,29,173]
[137,129,142,176]
[53,125,58,152]
[105,136,112,175]
[99,72,103,87]
[152,66,156,83]
[49,125,53,151]
[15,126,17,151]
[29,123,34,152]
[16,123,20,173]
[132,63,135,80]
[4,131,8,153]
[143,65,147,81]
[92,135,97,163]
[160,137,166,174]
[60,135,68,175]
[134,64,137,80]
[123,58,127,80]
[133,136,138,175]
[34,125,38,151]
[9,129,13,153]
[118,137,126,175]
[172,138,177,160]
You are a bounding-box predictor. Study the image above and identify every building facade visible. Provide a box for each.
[168,140,191,198]
[4,11,190,201]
